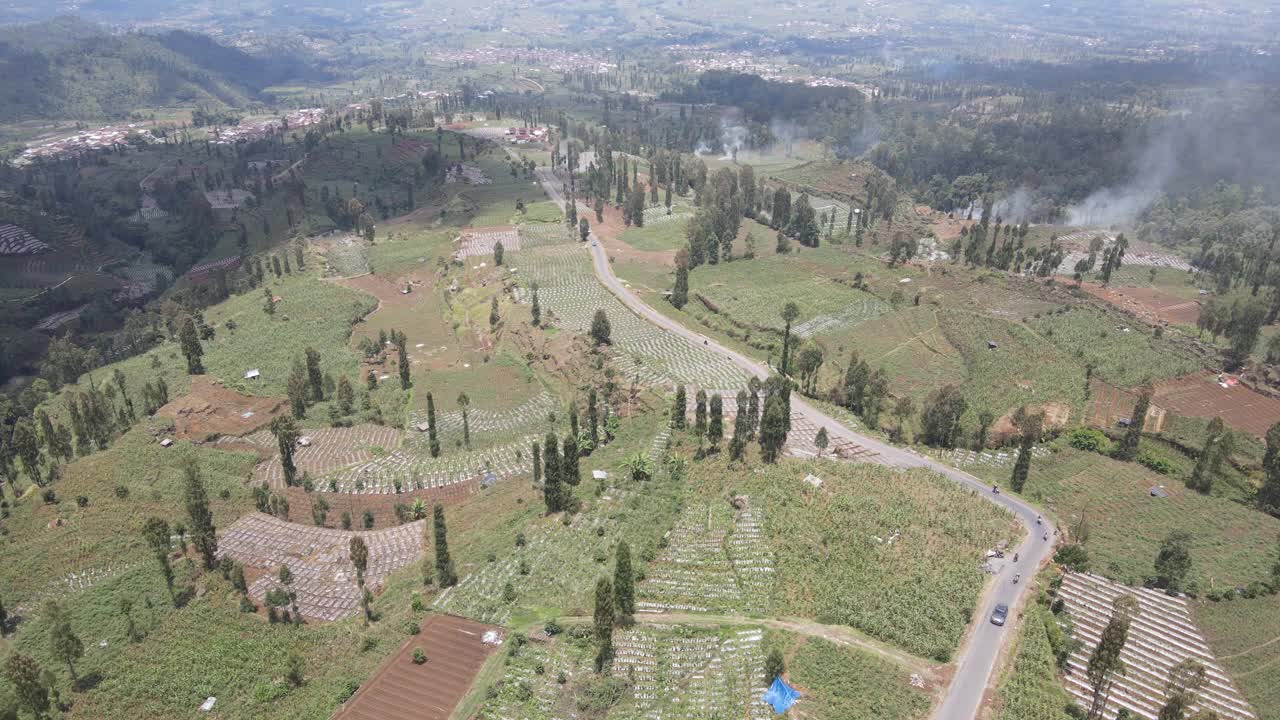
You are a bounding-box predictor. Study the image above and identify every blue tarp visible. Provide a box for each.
[762,676,800,714]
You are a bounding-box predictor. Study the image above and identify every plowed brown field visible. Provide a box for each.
[332,614,501,720]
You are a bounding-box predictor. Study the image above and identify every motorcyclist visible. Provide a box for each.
[1013,573,1021,584]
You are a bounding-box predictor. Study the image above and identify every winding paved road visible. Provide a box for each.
[535,165,1056,719]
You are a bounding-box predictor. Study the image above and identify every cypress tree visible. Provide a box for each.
[672,385,687,429]
[614,542,635,620]
[588,387,600,450]
[179,316,205,374]
[426,392,440,457]
[1260,421,1280,515]
[593,577,615,672]
[182,457,218,569]
[1114,385,1152,462]
[543,433,562,512]
[563,435,581,486]
[270,416,301,486]
[1086,595,1138,719]
[759,395,789,463]
[433,504,457,587]
[694,390,707,435]
[142,517,176,604]
[671,262,689,309]
[707,394,724,448]
[532,440,542,486]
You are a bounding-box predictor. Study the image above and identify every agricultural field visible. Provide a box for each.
[687,252,887,335]
[1153,372,1280,439]
[475,623,929,720]
[685,458,1016,660]
[1026,306,1206,388]
[935,309,1088,425]
[617,219,690,252]
[971,447,1280,589]
[433,413,681,626]
[515,241,749,389]
[1197,593,1280,720]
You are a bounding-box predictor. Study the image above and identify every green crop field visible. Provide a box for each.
[1026,307,1205,387]
[971,447,1280,589]
[618,218,689,252]
[937,310,1087,423]
[783,634,932,720]
[1197,593,1280,720]
[686,458,1015,660]
[995,604,1073,720]
[689,253,885,333]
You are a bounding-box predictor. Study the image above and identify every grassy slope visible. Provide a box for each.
[994,603,1073,720]
[776,632,932,720]
[971,446,1280,589]
[686,455,1015,661]
[1196,593,1280,720]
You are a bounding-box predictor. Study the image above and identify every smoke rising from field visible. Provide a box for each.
[1063,87,1280,227]
[720,120,747,159]
[1063,129,1178,227]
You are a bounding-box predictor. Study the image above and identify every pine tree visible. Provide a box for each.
[593,577,615,672]
[287,360,309,418]
[614,542,635,620]
[179,316,205,374]
[531,285,542,327]
[694,390,707,435]
[1189,417,1226,494]
[543,433,562,512]
[1114,385,1152,462]
[4,652,50,718]
[588,388,600,450]
[458,392,471,450]
[489,296,500,327]
[46,600,84,683]
[707,394,724,448]
[426,392,440,458]
[182,457,218,569]
[434,504,457,587]
[337,376,354,414]
[1009,407,1041,493]
[672,385,688,429]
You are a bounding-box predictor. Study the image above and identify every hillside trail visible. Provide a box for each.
[527,159,1056,720]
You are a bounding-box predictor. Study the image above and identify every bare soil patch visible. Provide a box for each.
[156,376,285,441]
[1078,282,1201,326]
[580,199,679,266]
[332,614,502,720]
[988,401,1071,445]
[1085,379,1167,433]
[1154,372,1280,438]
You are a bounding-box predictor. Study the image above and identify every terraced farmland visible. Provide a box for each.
[517,241,749,389]
[1059,572,1255,720]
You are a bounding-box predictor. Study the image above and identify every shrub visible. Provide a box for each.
[41,488,57,504]
[1067,427,1110,453]
[1137,450,1176,475]
[75,495,89,507]
[544,620,562,636]
[412,647,427,664]
[404,620,420,635]
[115,485,130,499]
[1054,544,1091,571]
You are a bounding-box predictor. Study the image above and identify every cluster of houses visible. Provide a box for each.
[424,46,615,74]
[210,108,326,145]
[18,123,153,164]
[504,126,549,145]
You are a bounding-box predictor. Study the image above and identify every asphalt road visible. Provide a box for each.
[535,166,1056,719]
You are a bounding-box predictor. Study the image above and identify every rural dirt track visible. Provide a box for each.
[531,163,1057,720]
[331,614,501,720]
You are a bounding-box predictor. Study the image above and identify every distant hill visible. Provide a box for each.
[0,17,318,123]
